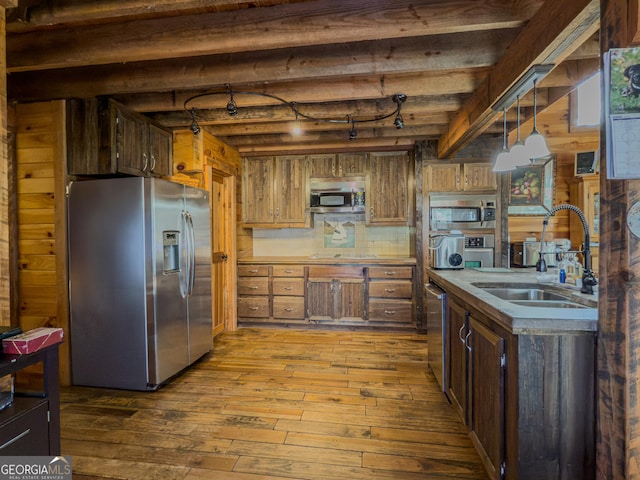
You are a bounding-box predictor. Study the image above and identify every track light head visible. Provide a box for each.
[394,113,404,129]
[349,121,357,141]
[189,108,200,135]
[226,97,238,116]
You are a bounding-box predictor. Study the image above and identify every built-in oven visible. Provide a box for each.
[309,177,366,214]
[425,282,447,396]
[463,234,495,268]
[430,194,496,230]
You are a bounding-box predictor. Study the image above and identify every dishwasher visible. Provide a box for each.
[425,282,447,396]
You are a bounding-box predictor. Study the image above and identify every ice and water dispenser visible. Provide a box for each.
[162,231,180,273]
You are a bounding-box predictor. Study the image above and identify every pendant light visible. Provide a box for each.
[493,108,514,172]
[509,95,530,167]
[523,79,551,159]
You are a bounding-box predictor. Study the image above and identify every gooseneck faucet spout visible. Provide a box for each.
[535,204,597,294]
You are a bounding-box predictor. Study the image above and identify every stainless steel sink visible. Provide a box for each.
[510,300,588,309]
[471,282,594,309]
[480,287,569,302]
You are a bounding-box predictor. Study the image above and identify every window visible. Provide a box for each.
[570,72,601,130]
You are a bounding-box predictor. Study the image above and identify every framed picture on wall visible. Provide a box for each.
[508,155,556,216]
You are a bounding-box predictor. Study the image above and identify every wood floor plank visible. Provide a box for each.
[60,328,487,479]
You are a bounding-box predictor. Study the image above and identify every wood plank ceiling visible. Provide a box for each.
[6,0,600,157]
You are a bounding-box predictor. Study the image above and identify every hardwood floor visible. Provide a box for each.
[60,328,489,479]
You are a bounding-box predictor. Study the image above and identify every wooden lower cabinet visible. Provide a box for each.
[237,262,416,328]
[444,292,594,480]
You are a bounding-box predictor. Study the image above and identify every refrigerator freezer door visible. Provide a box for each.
[148,179,190,385]
[184,185,213,362]
[69,177,151,390]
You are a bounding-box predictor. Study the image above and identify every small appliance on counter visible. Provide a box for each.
[463,234,494,268]
[511,238,557,267]
[429,231,465,269]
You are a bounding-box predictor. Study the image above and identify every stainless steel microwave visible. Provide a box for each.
[429,194,496,230]
[309,177,365,214]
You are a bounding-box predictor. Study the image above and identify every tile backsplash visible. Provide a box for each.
[252,214,412,257]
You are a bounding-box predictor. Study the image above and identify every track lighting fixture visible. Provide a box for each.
[188,108,200,135]
[184,86,407,140]
[508,95,529,167]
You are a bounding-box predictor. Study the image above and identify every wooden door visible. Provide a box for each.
[337,279,365,321]
[469,316,505,480]
[336,153,367,177]
[148,123,172,177]
[112,102,147,176]
[463,163,497,191]
[427,163,460,192]
[309,154,336,177]
[368,152,409,224]
[307,279,335,321]
[447,298,469,424]
[242,157,274,224]
[208,170,236,335]
[275,155,308,226]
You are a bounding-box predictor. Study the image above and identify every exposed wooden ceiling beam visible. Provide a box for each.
[7,0,544,73]
[437,0,600,158]
[8,29,515,101]
[6,0,314,32]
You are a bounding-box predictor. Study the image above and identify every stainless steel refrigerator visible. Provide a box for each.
[68,177,213,390]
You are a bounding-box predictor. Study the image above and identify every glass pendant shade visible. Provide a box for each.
[523,79,550,159]
[524,130,550,158]
[493,108,514,172]
[509,95,530,168]
[493,149,514,172]
[509,141,530,167]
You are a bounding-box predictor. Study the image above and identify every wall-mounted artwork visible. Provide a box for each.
[508,155,556,215]
[323,218,356,249]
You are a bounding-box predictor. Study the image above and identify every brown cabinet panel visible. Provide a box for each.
[307,279,335,320]
[237,296,270,318]
[242,156,275,224]
[368,266,413,279]
[275,155,308,224]
[308,265,364,279]
[272,265,305,277]
[447,297,469,424]
[238,277,269,296]
[464,163,497,191]
[368,152,409,224]
[427,164,460,192]
[338,279,365,320]
[368,299,413,323]
[309,154,336,177]
[369,280,412,298]
[336,153,367,177]
[469,316,505,480]
[273,278,304,296]
[273,297,305,319]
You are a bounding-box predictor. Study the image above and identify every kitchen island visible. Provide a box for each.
[426,267,596,480]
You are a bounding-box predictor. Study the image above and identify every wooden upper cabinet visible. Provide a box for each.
[67,98,172,177]
[242,156,275,224]
[426,162,496,192]
[367,152,410,225]
[242,155,309,227]
[275,155,309,225]
[463,163,497,191]
[309,153,367,177]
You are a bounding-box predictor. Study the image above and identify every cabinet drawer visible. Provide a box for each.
[238,265,269,277]
[368,266,413,279]
[368,299,413,323]
[272,265,305,277]
[238,297,270,317]
[238,277,269,295]
[0,398,49,456]
[369,281,413,298]
[273,297,306,319]
[273,278,305,296]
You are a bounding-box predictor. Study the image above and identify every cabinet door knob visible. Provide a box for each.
[249,306,259,311]
[384,310,396,315]
[284,308,294,312]
[249,285,259,289]
[284,286,293,291]
[385,288,395,293]
[385,271,396,276]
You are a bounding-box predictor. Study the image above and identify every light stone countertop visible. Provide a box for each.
[238,256,417,265]
[426,267,598,334]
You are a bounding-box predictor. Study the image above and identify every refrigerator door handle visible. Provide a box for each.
[185,210,196,297]
[181,210,191,298]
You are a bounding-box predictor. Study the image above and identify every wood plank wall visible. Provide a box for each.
[0,8,10,324]
[15,101,70,384]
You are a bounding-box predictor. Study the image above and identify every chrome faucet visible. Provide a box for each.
[535,204,598,294]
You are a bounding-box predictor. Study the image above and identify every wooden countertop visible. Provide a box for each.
[426,267,598,334]
[238,256,417,265]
